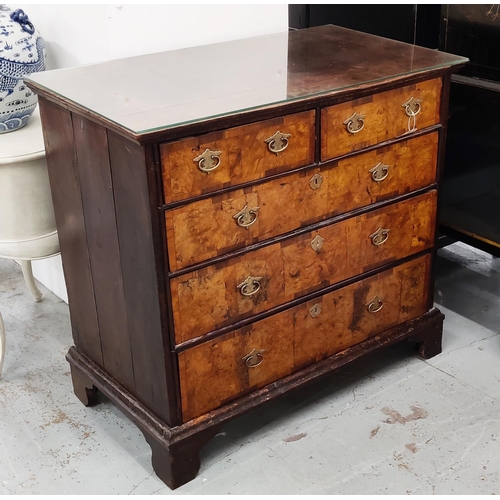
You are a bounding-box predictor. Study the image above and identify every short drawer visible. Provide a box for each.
[161,110,315,204]
[171,190,436,344]
[165,132,438,271]
[178,254,431,421]
[321,78,442,161]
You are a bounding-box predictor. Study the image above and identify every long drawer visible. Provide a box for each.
[165,132,438,272]
[161,110,315,204]
[171,190,437,344]
[178,254,431,422]
[321,78,442,161]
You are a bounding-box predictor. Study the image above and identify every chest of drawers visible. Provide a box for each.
[26,25,467,489]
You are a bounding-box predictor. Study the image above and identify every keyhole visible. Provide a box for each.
[309,174,323,190]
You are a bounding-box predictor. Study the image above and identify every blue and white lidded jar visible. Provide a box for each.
[0,4,45,133]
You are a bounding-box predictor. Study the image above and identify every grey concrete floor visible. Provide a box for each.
[1,242,499,494]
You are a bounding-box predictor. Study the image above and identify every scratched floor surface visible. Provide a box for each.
[1,242,499,494]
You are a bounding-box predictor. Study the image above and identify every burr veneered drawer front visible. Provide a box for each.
[321,78,442,161]
[178,254,431,422]
[170,190,437,344]
[160,110,315,204]
[165,132,438,272]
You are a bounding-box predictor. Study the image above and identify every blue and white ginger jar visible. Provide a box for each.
[0,4,45,133]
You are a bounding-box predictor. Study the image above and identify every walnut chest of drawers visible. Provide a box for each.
[26,25,467,489]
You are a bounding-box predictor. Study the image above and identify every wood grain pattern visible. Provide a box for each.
[165,132,438,271]
[171,191,437,344]
[321,78,442,161]
[161,110,315,204]
[37,99,103,366]
[178,254,431,421]
[72,115,135,393]
[108,133,177,425]
[67,306,444,489]
[31,24,465,490]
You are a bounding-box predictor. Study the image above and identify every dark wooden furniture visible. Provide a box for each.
[26,25,467,489]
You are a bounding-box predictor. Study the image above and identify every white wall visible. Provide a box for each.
[10,4,288,303]
[25,4,289,69]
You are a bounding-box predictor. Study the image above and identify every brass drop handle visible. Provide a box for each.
[237,276,262,297]
[193,148,222,173]
[402,97,422,133]
[265,130,291,154]
[343,112,366,134]
[242,348,266,368]
[369,162,390,182]
[233,205,260,228]
[370,227,390,246]
[402,97,422,117]
[366,296,384,313]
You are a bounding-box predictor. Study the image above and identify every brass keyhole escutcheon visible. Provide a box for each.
[311,235,325,252]
[233,205,260,228]
[242,348,266,368]
[366,296,384,313]
[265,131,291,154]
[402,97,422,117]
[369,227,390,246]
[309,173,323,190]
[343,112,366,134]
[309,303,322,318]
[193,148,222,173]
[237,276,262,297]
[369,162,389,182]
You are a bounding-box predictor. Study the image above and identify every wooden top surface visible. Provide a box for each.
[26,25,467,140]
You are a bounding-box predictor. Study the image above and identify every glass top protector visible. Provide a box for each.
[27,25,468,136]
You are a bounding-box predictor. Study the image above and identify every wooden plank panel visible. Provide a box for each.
[165,132,438,271]
[321,78,442,161]
[108,132,177,425]
[37,98,103,366]
[171,190,437,344]
[161,110,315,203]
[72,115,135,393]
[178,254,431,421]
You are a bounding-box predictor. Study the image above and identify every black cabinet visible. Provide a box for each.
[439,5,500,256]
[288,4,441,48]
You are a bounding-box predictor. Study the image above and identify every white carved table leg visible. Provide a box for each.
[0,312,5,379]
[21,260,43,302]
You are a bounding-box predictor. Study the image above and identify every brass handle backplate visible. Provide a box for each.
[233,205,260,228]
[370,227,390,246]
[369,162,390,182]
[193,148,222,173]
[237,276,262,297]
[242,348,266,368]
[366,296,384,313]
[343,112,366,134]
[402,97,422,117]
[265,131,291,154]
